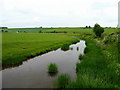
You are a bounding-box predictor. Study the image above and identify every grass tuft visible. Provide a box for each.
[48,63,58,73]
[55,74,70,88]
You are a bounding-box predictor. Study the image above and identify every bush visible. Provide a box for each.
[39,30,42,33]
[48,63,58,73]
[61,44,69,51]
[56,74,70,88]
[93,23,104,37]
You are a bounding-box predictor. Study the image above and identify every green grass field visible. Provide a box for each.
[2,27,120,88]
[3,28,52,32]
[2,27,118,34]
[2,32,78,68]
[43,28,118,34]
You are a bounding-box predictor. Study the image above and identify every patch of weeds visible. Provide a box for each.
[55,74,70,88]
[48,63,58,73]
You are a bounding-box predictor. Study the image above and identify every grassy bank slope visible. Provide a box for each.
[2,33,78,68]
[67,35,120,88]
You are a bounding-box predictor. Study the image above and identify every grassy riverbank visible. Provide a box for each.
[2,33,78,68]
[66,34,120,88]
[2,27,120,88]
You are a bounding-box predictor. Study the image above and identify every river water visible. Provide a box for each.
[2,40,86,88]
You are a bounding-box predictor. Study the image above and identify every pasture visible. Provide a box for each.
[1,27,120,88]
[3,28,52,32]
[2,32,78,67]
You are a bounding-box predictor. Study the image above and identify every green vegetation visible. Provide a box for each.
[55,74,70,88]
[61,40,79,51]
[93,24,104,37]
[2,27,119,88]
[43,27,118,35]
[48,63,58,73]
[66,34,120,88]
[61,44,70,51]
[2,33,78,68]
[84,47,88,54]
[2,28,52,32]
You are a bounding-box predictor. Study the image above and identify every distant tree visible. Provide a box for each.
[93,23,104,37]
[86,26,88,28]
[89,26,91,28]
[0,27,8,29]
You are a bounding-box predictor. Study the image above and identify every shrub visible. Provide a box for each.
[48,63,58,73]
[39,30,42,33]
[56,74,70,88]
[93,23,104,37]
[61,44,69,51]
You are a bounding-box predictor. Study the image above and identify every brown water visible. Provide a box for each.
[2,40,86,88]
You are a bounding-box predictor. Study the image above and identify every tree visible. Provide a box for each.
[86,26,88,28]
[93,23,104,37]
[89,26,91,28]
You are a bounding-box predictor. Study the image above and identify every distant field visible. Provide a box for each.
[3,28,52,32]
[43,28,118,34]
[3,27,118,34]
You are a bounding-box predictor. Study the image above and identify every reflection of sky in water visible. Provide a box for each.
[70,40,86,55]
[2,40,86,88]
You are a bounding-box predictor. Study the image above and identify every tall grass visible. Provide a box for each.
[48,63,58,73]
[55,74,70,88]
[67,36,120,88]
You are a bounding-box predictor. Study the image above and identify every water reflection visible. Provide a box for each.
[2,40,86,88]
[48,72,58,77]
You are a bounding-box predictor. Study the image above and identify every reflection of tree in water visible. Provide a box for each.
[48,72,58,77]
[77,47,79,51]
[70,47,73,50]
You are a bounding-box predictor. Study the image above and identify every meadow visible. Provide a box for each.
[2,32,78,68]
[1,27,120,88]
[3,28,52,32]
[2,27,118,67]
[43,27,118,34]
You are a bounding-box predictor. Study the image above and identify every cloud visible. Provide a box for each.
[0,0,119,27]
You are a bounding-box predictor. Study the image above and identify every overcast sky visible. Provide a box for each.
[0,0,119,28]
